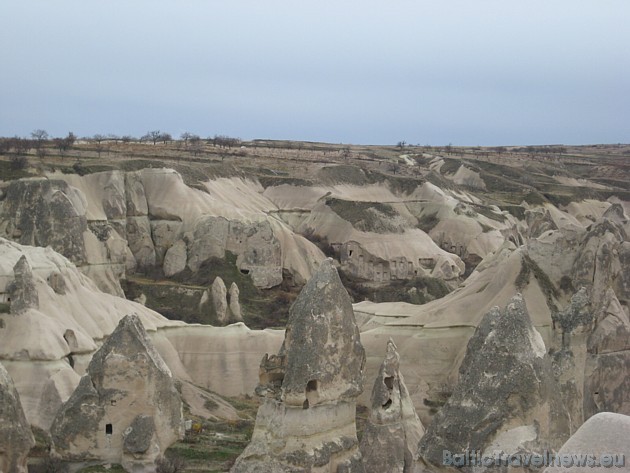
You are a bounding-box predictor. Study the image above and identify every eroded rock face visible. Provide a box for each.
[0,179,88,265]
[360,339,424,473]
[0,362,35,473]
[51,314,183,472]
[417,295,569,472]
[232,259,366,473]
[7,256,38,314]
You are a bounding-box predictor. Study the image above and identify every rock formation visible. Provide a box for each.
[211,276,229,325]
[163,240,187,277]
[51,314,183,472]
[543,412,630,473]
[360,339,424,473]
[231,258,366,472]
[417,294,569,471]
[229,282,243,322]
[7,256,38,314]
[0,362,35,473]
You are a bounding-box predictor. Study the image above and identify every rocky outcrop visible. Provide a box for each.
[417,294,569,471]
[0,362,35,473]
[543,412,630,473]
[163,240,187,277]
[232,259,366,472]
[188,217,283,288]
[360,339,424,473]
[7,256,38,314]
[525,207,558,239]
[0,179,88,265]
[0,178,127,296]
[229,282,243,322]
[51,314,183,472]
[211,277,229,325]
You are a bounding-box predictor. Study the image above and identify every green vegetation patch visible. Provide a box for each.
[326,198,401,233]
[257,175,313,188]
[439,157,462,175]
[0,159,32,180]
[503,205,526,220]
[417,212,440,233]
[338,269,451,305]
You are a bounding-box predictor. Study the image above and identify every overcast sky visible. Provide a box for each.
[1,1,629,146]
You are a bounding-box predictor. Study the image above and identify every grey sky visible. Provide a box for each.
[1,1,629,145]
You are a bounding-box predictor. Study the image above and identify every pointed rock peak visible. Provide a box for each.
[474,294,546,360]
[9,255,39,314]
[371,339,403,416]
[418,295,563,468]
[384,338,400,366]
[289,258,352,321]
[0,362,35,471]
[280,258,365,406]
[361,338,424,473]
[89,314,171,378]
[14,255,31,276]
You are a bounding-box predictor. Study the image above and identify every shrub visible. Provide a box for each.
[156,454,186,473]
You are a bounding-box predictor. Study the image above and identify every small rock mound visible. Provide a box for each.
[544,412,630,473]
[0,362,35,473]
[360,339,424,473]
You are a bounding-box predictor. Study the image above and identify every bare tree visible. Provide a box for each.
[142,130,162,145]
[189,135,203,156]
[31,129,49,153]
[160,132,172,144]
[31,129,49,143]
[180,132,192,146]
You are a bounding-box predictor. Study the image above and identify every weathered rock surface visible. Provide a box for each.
[0,179,88,265]
[232,259,366,473]
[0,362,35,473]
[7,256,38,314]
[360,339,424,473]
[229,282,243,322]
[126,216,156,271]
[417,295,569,471]
[51,314,183,472]
[162,239,187,277]
[211,276,229,325]
[543,412,630,473]
[0,177,127,296]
